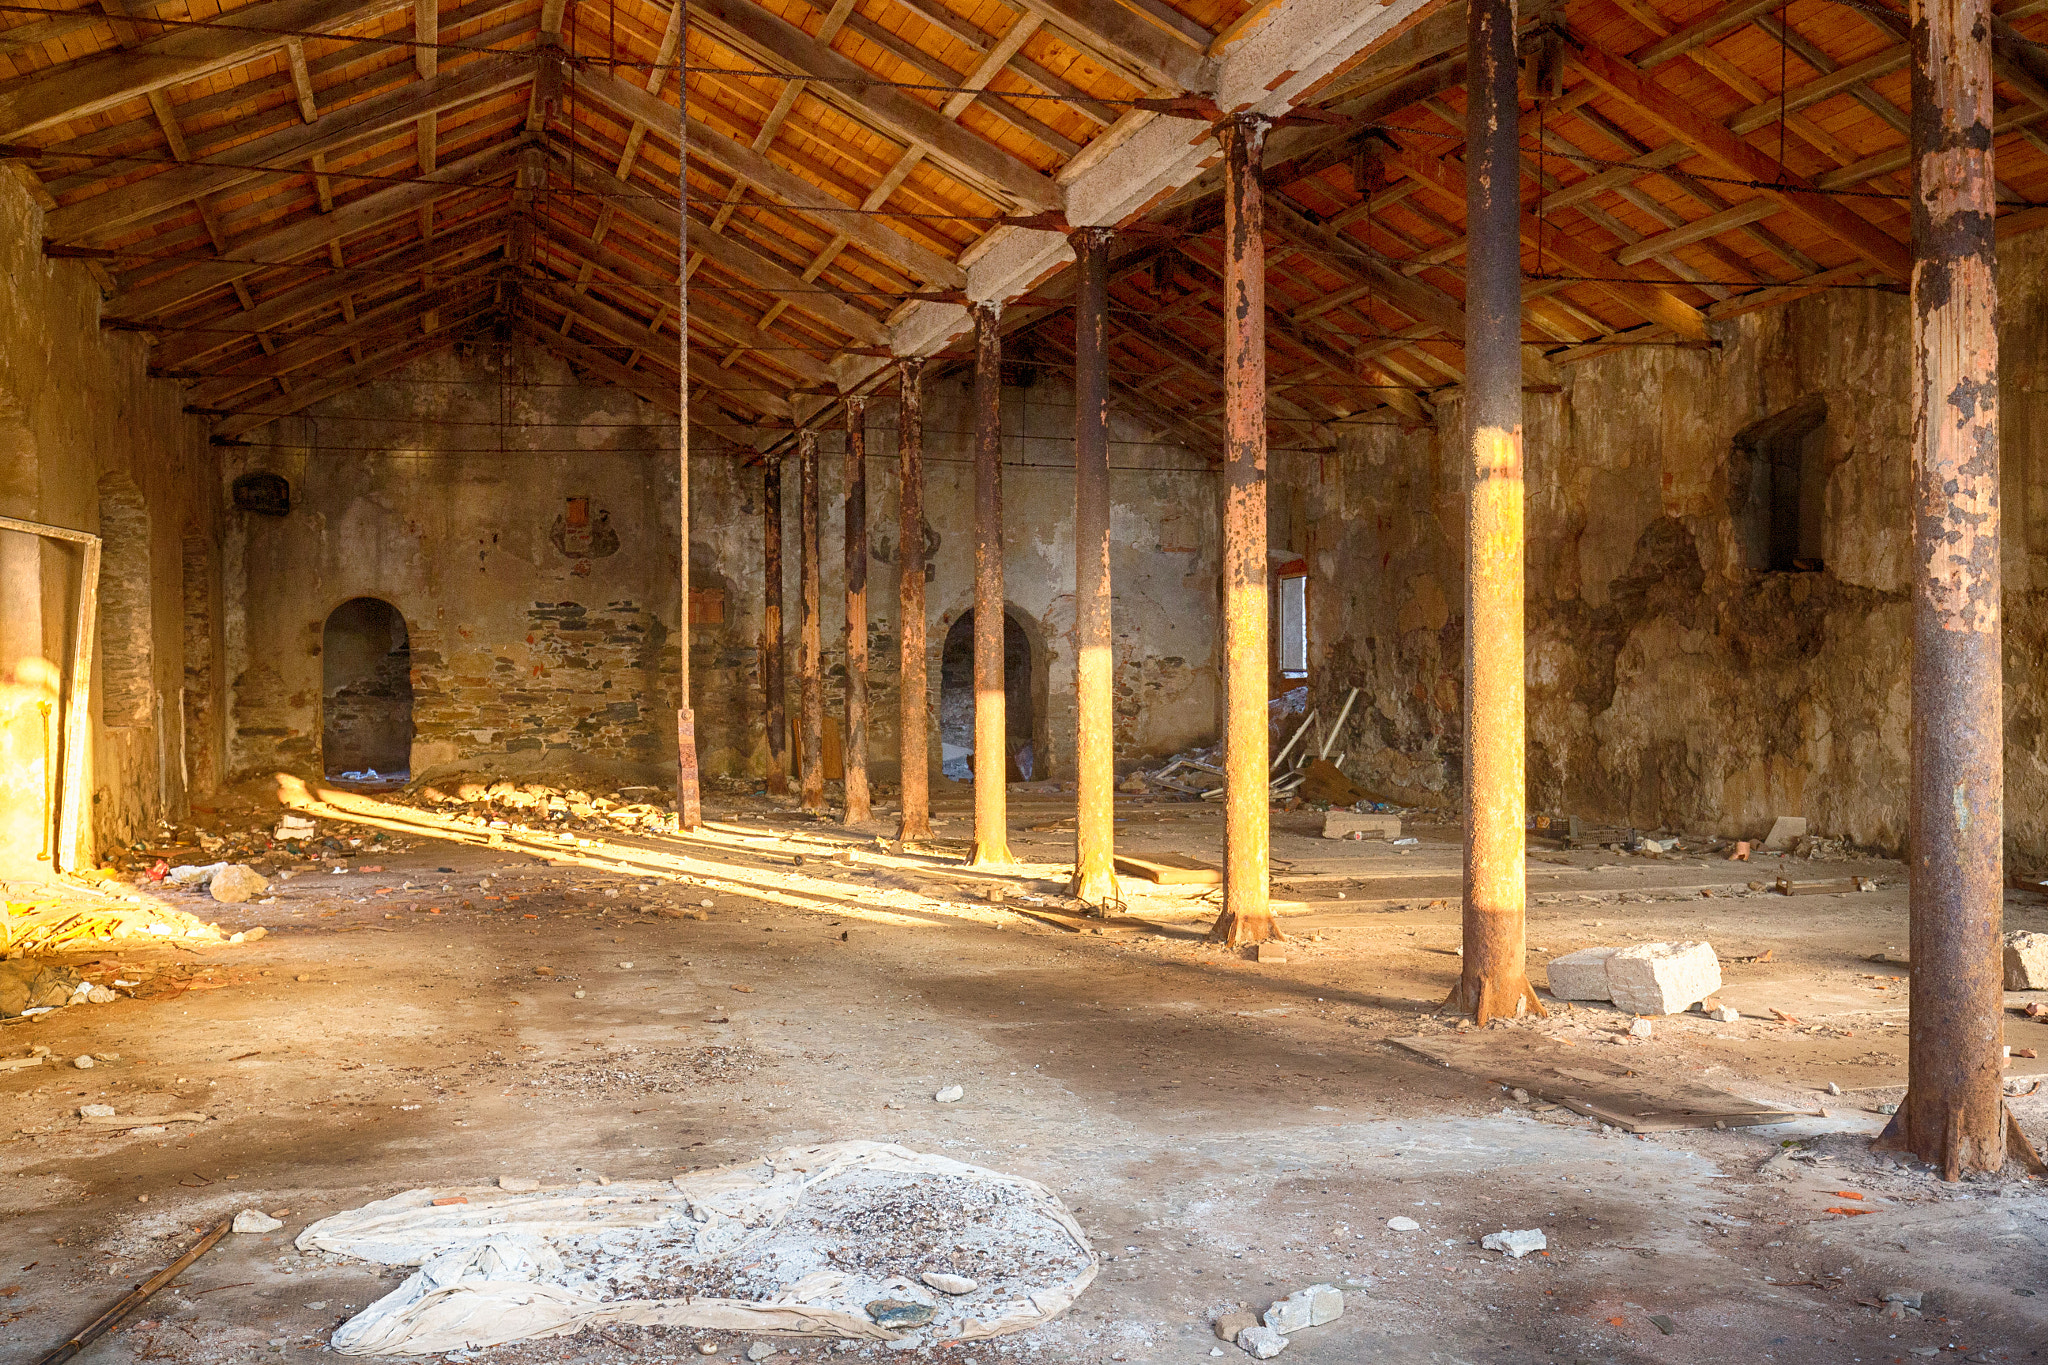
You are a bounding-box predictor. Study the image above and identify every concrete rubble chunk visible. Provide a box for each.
[209,863,270,904]
[920,1272,976,1294]
[1605,941,1722,1016]
[1762,816,1807,851]
[1238,1325,1288,1358]
[498,1176,540,1192]
[1322,812,1401,840]
[1543,946,1618,1001]
[934,1085,964,1103]
[2004,931,2048,990]
[1213,1309,1256,1342]
[233,1209,284,1234]
[1385,1216,1420,1231]
[1263,1284,1341,1334]
[1481,1228,1546,1258]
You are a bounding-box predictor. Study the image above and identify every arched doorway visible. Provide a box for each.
[322,598,413,783]
[938,610,1033,781]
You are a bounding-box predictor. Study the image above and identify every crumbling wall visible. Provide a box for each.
[225,343,701,787]
[1302,232,2048,862]
[0,169,222,873]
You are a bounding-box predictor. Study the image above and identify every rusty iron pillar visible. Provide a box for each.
[1877,0,2034,1180]
[843,395,872,825]
[1448,0,1542,1024]
[1206,115,1275,949]
[761,456,788,796]
[797,427,825,813]
[896,359,933,841]
[968,300,1014,867]
[1069,226,1120,909]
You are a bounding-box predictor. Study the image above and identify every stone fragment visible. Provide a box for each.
[2004,931,2048,990]
[1543,946,1618,1001]
[1306,1285,1342,1326]
[1627,1018,1653,1039]
[921,1272,977,1294]
[86,985,117,1004]
[865,1300,935,1329]
[1605,941,1722,1015]
[1481,1228,1547,1258]
[934,1085,964,1103]
[1213,1310,1256,1342]
[233,1209,283,1234]
[1385,1216,1420,1231]
[498,1176,540,1192]
[1762,816,1807,851]
[746,1343,779,1361]
[209,864,270,904]
[1707,1005,1740,1022]
[1254,944,1288,963]
[79,1104,115,1117]
[1322,812,1401,840]
[73,1055,94,1070]
[1881,1288,1924,1309]
[1239,1325,1288,1358]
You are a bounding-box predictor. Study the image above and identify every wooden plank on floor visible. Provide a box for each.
[1115,852,1223,885]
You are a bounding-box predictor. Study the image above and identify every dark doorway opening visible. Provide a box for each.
[939,610,1033,781]
[322,598,413,783]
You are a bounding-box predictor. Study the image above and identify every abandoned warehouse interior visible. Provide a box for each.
[5,0,2048,1358]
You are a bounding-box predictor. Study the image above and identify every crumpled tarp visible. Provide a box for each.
[297,1140,1098,1355]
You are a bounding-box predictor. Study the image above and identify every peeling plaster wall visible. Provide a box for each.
[1301,232,2048,863]
[226,348,1223,793]
[225,344,689,788]
[0,170,223,873]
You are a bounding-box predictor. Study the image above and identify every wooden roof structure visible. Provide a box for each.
[2,0,2045,450]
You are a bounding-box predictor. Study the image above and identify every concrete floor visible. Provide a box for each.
[4,782,2047,1364]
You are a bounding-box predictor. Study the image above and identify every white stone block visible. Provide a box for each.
[2006,931,2048,990]
[233,1209,283,1234]
[1544,946,1617,1001]
[1322,812,1401,840]
[1762,816,1807,850]
[1239,1326,1288,1359]
[1605,941,1722,1016]
[1262,1291,1312,1334]
[1482,1229,1546,1258]
[1306,1285,1342,1327]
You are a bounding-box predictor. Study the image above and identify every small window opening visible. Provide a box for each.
[938,610,1033,782]
[1735,396,1828,573]
[1277,567,1308,678]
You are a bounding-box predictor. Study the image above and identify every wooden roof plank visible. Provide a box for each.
[0,0,415,140]
[44,51,535,240]
[1566,41,1912,280]
[690,0,1062,209]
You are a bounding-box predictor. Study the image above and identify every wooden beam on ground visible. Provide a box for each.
[688,0,1063,210]
[1566,42,1912,280]
[44,54,535,241]
[0,0,412,140]
[106,139,524,320]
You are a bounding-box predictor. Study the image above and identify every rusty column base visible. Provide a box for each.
[1437,977,1546,1026]
[1873,1103,2045,1180]
[1205,904,1278,948]
[676,707,702,830]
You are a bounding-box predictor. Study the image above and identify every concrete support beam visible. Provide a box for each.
[1207,115,1275,949]
[1879,0,2030,1179]
[842,396,872,825]
[1450,0,1542,1025]
[896,359,934,842]
[1068,225,1118,909]
[968,301,1014,867]
[798,428,825,813]
[762,456,789,797]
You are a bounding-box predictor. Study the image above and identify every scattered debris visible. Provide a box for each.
[1321,812,1401,840]
[1213,1308,1256,1342]
[233,1209,284,1234]
[1113,853,1221,886]
[2005,931,2048,989]
[934,1085,964,1103]
[1262,1284,1341,1334]
[1627,1018,1653,1039]
[920,1272,977,1295]
[1480,1229,1547,1258]
[1237,1324,1288,1359]
[1762,816,1808,851]
[1254,944,1288,964]
[1385,1217,1420,1232]
[1545,942,1721,1015]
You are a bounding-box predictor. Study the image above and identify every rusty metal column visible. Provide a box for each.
[896,359,933,841]
[969,301,1014,867]
[1880,0,2025,1179]
[674,40,701,832]
[843,396,872,825]
[1206,115,1275,948]
[798,428,825,813]
[1447,0,1541,1024]
[1070,227,1119,908]
[761,457,788,796]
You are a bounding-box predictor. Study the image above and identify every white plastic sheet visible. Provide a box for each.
[297,1140,1097,1355]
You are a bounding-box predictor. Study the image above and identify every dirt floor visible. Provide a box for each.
[4,778,2048,1365]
